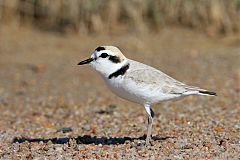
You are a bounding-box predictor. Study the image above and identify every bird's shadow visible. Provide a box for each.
[12,135,175,145]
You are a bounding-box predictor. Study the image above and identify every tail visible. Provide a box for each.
[180,84,217,96]
[198,89,217,96]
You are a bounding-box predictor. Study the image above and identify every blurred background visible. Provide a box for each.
[1,0,240,34]
[0,0,239,159]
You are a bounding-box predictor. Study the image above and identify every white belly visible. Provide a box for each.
[102,77,141,104]
[102,76,180,105]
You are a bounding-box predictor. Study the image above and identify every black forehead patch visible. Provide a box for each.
[109,55,121,63]
[95,46,105,52]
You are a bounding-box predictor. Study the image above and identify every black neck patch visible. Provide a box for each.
[109,55,121,63]
[108,64,130,79]
[95,46,105,52]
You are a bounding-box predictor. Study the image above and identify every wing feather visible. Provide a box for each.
[125,68,189,95]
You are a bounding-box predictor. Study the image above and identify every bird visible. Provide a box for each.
[78,46,216,145]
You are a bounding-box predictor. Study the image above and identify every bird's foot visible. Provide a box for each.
[145,139,153,146]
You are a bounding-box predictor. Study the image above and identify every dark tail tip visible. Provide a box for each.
[199,90,217,96]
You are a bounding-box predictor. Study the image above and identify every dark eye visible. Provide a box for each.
[100,53,108,58]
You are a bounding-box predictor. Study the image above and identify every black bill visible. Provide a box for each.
[78,58,93,65]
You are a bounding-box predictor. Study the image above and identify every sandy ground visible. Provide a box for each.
[0,25,239,159]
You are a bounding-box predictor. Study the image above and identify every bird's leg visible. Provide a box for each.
[146,115,153,145]
[144,104,154,146]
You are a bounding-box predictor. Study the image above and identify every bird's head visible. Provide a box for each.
[78,46,128,77]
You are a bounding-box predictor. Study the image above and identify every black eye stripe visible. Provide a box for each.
[109,55,121,63]
[98,53,121,63]
[99,53,109,58]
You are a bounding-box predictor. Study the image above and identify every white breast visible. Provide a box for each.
[102,75,145,104]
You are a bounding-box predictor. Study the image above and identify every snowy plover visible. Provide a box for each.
[78,46,216,145]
